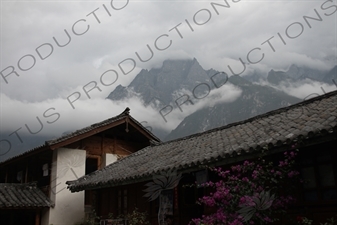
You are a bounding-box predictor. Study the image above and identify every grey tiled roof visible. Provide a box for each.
[67,91,337,192]
[0,108,160,165]
[0,183,53,208]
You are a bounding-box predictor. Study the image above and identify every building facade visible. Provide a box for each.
[0,108,160,225]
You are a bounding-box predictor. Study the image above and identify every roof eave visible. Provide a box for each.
[67,128,337,192]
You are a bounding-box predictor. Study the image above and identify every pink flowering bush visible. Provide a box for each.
[190,150,300,225]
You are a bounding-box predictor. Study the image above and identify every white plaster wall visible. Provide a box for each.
[42,148,86,225]
[103,153,118,167]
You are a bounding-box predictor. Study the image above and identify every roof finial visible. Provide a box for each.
[124,107,130,115]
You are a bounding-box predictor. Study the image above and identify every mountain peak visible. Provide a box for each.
[107,58,209,106]
[229,75,252,86]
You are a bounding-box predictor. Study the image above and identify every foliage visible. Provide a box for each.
[296,216,337,225]
[108,208,150,225]
[189,150,300,225]
[319,217,337,225]
[74,208,149,225]
[125,207,151,225]
[74,210,101,225]
[296,216,313,225]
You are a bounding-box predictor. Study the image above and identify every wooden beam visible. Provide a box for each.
[25,164,28,183]
[128,119,160,142]
[49,120,126,150]
[114,136,116,154]
[100,133,105,169]
[5,167,8,183]
[35,210,41,225]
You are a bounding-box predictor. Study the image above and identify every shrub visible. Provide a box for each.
[190,150,300,225]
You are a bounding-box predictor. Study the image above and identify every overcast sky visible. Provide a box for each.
[0,0,336,157]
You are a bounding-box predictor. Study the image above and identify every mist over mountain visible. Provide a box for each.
[165,75,301,140]
[2,58,334,162]
[323,65,337,85]
[261,64,337,100]
[107,58,336,141]
[266,64,329,85]
[107,58,227,139]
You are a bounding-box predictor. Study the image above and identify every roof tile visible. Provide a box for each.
[67,91,337,192]
[0,183,53,209]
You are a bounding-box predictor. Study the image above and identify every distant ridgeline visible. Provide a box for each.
[107,58,337,141]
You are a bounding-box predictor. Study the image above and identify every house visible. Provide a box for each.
[67,91,337,225]
[0,108,160,225]
[0,182,54,225]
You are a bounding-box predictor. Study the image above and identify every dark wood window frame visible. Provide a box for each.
[299,148,337,204]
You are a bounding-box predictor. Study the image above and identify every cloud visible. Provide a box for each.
[154,82,243,131]
[0,77,243,144]
[1,0,336,155]
[258,79,337,100]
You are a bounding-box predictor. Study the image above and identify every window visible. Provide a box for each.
[118,189,128,215]
[300,149,337,202]
[85,157,99,206]
[86,157,99,174]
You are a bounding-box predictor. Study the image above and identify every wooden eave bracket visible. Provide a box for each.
[125,117,129,133]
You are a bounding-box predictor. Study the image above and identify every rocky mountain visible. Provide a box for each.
[107,58,315,141]
[165,75,300,141]
[168,63,337,141]
[322,65,337,85]
[107,58,219,107]
[108,58,225,139]
[267,64,330,85]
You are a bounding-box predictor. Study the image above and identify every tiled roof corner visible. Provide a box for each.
[0,182,54,209]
